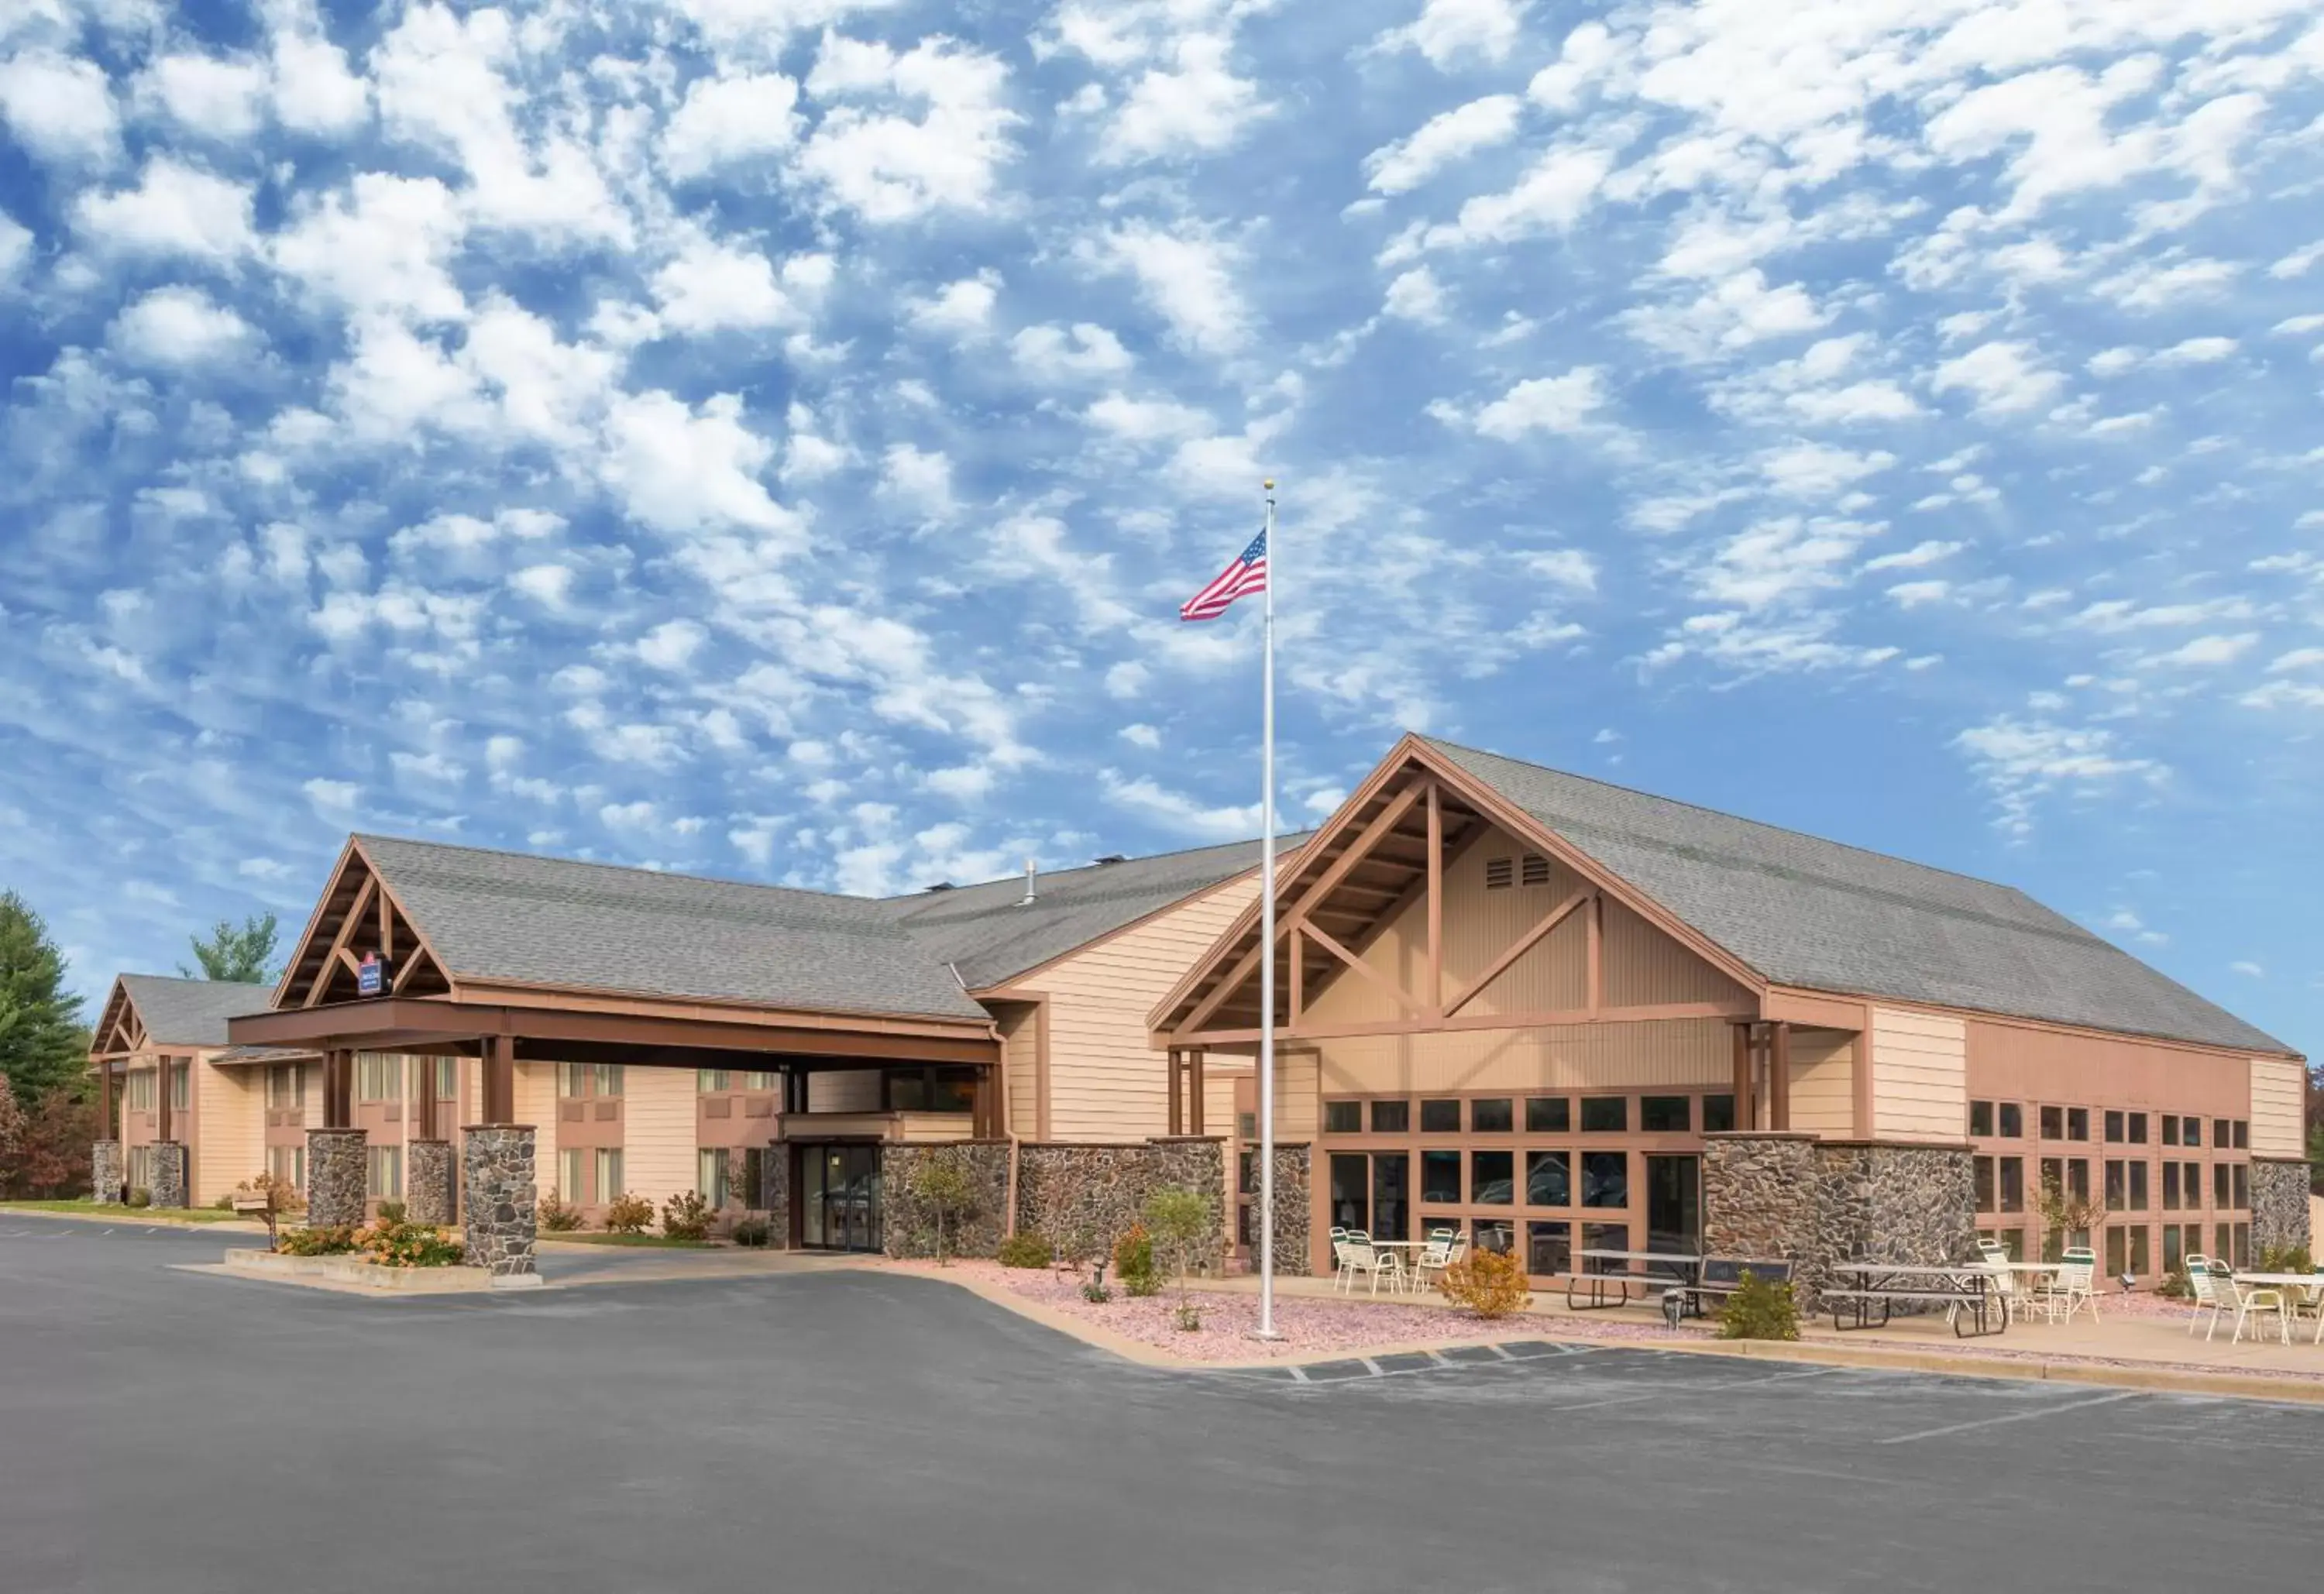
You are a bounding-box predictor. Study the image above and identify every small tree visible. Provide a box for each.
[1142,1187,1215,1304]
[1716,1269,1800,1340]
[180,912,282,984]
[908,1155,978,1265]
[2035,1175,2108,1257]
[1436,1245,1532,1319]
[9,1088,95,1197]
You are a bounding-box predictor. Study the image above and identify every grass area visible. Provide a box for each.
[1,1199,244,1224]
[539,1231,717,1249]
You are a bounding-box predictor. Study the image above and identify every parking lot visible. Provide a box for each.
[4,1217,2319,1593]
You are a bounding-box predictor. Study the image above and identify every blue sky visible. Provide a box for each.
[1,0,2319,1059]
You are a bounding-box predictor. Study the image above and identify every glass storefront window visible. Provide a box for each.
[1640,1096,1689,1132]
[1370,1100,1409,1133]
[1525,1096,1569,1133]
[1420,1099,1460,1133]
[1323,1101,1361,1134]
[1471,1151,1514,1205]
[1528,1221,1572,1276]
[1998,1103,2023,1138]
[1373,1155,1409,1242]
[1470,1098,1513,1133]
[1421,1149,1460,1205]
[1471,1218,1514,1255]
[1581,1151,1628,1208]
[1580,1097,1627,1133]
[1525,1150,1570,1208]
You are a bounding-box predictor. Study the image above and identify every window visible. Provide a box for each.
[1975,1156,1996,1213]
[699,1068,733,1094]
[1999,1103,2023,1139]
[1483,857,1514,890]
[1581,1152,1628,1208]
[1470,1098,1513,1133]
[1970,1101,1995,1137]
[2127,1225,2149,1276]
[2129,1163,2148,1211]
[1528,1221,1572,1277]
[2104,1111,2123,1143]
[1323,1101,1362,1135]
[2067,1108,2089,1142]
[126,1070,155,1111]
[1702,1094,1735,1134]
[1641,1096,1690,1133]
[595,1147,624,1202]
[1580,1097,1627,1133]
[2183,1162,2202,1207]
[1238,1150,1257,1197]
[1370,1100,1409,1134]
[2162,1225,2184,1273]
[2103,1160,2125,1209]
[2232,1165,2250,1210]
[1471,1151,1514,1204]
[2106,1225,2126,1276]
[2212,1119,2232,1151]
[168,1060,190,1111]
[1525,1096,1569,1134]
[1583,1220,1629,1256]
[2213,1164,2231,1209]
[885,1067,977,1112]
[2040,1105,2064,1140]
[127,1146,151,1190]
[1238,1112,1257,1139]
[356,1053,401,1102]
[2233,1121,2249,1151]
[1526,1151,1571,1208]
[2067,1159,2089,1201]
[1420,1150,1460,1204]
[699,1147,731,1208]
[1420,1099,1461,1133]
[1999,1157,2025,1214]
[1373,1155,1408,1242]
[1471,1218,1516,1255]
[268,1145,304,1190]
[2233,1222,2250,1268]
[561,1148,586,1205]
[266,1065,304,1110]
[592,1064,624,1098]
[2162,1116,2180,1146]
[2161,1161,2180,1208]
[2126,1112,2147,1145]
[559,1063,588,1098]
[2040,1156,2064,1202]
[2181,1117,2201,1147]
[366,1145,402,1201]
[744,1071,779,1092]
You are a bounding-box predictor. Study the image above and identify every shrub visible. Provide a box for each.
[233,1171,304,1248]
[1436,1245,1532,1319]
[2258,1242,2314,1275]
[1143,1187,1216,1302]
[356,1218,464,1268]
[214,1194,235,1211]
[731,1216,772,1249]
[1114,1221,1157,1295]
[906,1155,978,1266]
[1716,1269,1800,1341]
[2157,1267,2193,1300]
[538,1188,583,1232]
[603,1194,655,1234]
[1174,1301,1203,1333]
[376,1200,407,1225]
[1081,1277,1112,1304]
[996,1230,1054,1269]
[125,1187,152,1209]
[662,1190,713,1242]
[278,1224,359,1256]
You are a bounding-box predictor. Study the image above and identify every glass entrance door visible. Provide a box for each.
[799,1146,882,1252]
[1645,1154,1700,1256]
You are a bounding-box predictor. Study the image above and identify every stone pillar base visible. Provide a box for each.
[880,1142,1011,1259]
[2251,1158,2312,1257]
[92,1139,123,1204]
[462,1125,538,1276]
[1266,1144,1312,1277]
[407,1139,455,1227]
[1704,1133,1975,1314]
[149,1142,188,1211]
[761,1141,789,1249]
[306,1128,369,1228]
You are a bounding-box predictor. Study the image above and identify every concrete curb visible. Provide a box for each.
[2,1205,266,1234]
[214,1248,551,1295]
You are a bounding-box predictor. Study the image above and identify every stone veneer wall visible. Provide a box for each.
[1015,1139,1231,1276]
[1703,1134,1975,1312]
[305,1128,368,1228]
[149,1142,187,1211]
[407,1139,455,1227]
[760,1141,789,1248]
[1263,1143,1312,1278]
[462,1126,538,1276]
[92,1140,122,1204]
[881,1142,1012,1260]
[2251,1158,2313,1257]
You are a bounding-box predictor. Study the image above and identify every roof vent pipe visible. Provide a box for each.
[1019,857,1037,906]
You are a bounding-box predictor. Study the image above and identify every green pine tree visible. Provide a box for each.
[179,912,280,984]
[0,891,90,1108]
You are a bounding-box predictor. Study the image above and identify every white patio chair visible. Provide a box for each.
[2032,1246,2099,1324]
[1410,1231,1456,1293]
[1340,1237,1404,1297]
[1329,1237,1356,1293]
[2217,1269,2288,1346]
[2290,1274,2324,1340]
[2182,1255,2222,1337]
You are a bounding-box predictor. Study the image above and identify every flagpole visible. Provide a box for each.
[1256,478,1281,1340]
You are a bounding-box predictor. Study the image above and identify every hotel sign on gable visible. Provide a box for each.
[358,951,387,997]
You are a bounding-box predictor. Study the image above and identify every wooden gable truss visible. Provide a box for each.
[89,979,149,1060]
[276,840,455,1009]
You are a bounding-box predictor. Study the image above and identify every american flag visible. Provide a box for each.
[1179,529,1268,621]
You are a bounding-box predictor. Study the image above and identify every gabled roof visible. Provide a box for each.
[352,835,990,1024]
[114,974,273,1047]
[883,837,1310,991]
[1423,737,2294,1056]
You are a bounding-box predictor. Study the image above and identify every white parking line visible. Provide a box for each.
[1878,1389,2139,1445]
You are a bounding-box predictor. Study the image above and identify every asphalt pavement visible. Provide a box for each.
[3,1214,2318,1593]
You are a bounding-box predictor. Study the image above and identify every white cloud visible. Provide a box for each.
[1100,32,1262,164]
[1422,146,1613,251]
[74,157,256,262]
[138,53,270,141]
[2144,632,2258,667]
[1523,549,1597,592]
[638,620,710,671]
[0,50,119,164]
[1376,0,1529,68]
[1082,223,1246,356]
[1954,716,2164,836]
[796,34,1017,223]
[1119,723,1160,750]
[1363,94,1521,195]
[109,285,256,366]
[1930,341,2066,416]
[0,214,30,283]
[1863,540,1961,572]
[1086,391,1213,443]
[652,235,801,335]
[1461,369,1607,441]
[602,391,801,541]
[2097,257,2239,311]
[2230,960,2264,978]
[509,564,576,608]
[878,442,956,520]
[269,7,371,136]
[663,71,801,179]
[906,272,1000,341]
[1011,322,1133,381]
[1099,771,1260,840]
[272,173,467,322]
[1382,266,1446,324]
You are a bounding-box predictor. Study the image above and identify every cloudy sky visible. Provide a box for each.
[1,0,2319,1056]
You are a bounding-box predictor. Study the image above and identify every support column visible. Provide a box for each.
[1769,1021,1792,1133]
[323,1049,353,1129]
[149,1141,187,1211]
[306,1126,368,1227]
[1188,1048,1205,1136]
[92,1139,123,1205]
[462,1124,538,1280]
[407,1139,455,1226]
[1167,1048,1184,1136]
[1730,1023,1755,1132]
[480,1035,514,1126]
[156,1056,175,1144]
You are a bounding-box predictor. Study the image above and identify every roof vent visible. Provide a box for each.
[1483,857,1514,890]
[1520,853,1551,887]
[1094,854,1127,865]
[923,881,955,892]
[1019,857,1037,906]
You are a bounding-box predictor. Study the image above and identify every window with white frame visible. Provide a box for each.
[266,1064,305,1110]
[595,1147,624,1201]
[367,1145,403,1200]
[698,1068,732,1094]
[356,1053,402,1102]
[125,1070,156,1111]
[561,1148,586,1205]
[699,1147,731,1208]
[591,1064,624,1098]
[559,1063,588,1098]
[269,1145,305,1190]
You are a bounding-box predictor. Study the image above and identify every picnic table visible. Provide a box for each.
[1825,1261,2006,1338]
[2226,1272,2324,1345]
[1567,1248,1701,1311]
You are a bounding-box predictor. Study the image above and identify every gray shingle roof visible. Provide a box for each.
[117,974,273,1046]
[357,836,989,1023]
[882,837,1309,991]
[1424,738,2294,1056]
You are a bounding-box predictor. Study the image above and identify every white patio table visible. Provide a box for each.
[2223,1273,2324,1345]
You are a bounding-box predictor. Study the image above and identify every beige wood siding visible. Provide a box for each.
[1786,1027,1857,1136]
[1600,899,1752,1008]
[896,1111,978,1142]
[810,1070,882,1113]
[302,1064,322,1131]
[995,1003,1039,1136]
[1963,1019,2252,1118]
[1872,1008,1968,1142]
[1012,874,1261,1142]
[2250,1056,2306,1158]
[624,1066,696,1204]
[1310,1018,1731,1106]
[514,1061,556,1188]
[193,1052,262,1204]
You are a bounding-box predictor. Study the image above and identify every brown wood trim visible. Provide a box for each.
[1035,996,1051,1141]
[1425,780,1443,1019]
[1301,922,1419,1015]
[1183,1001,1753,1046]
[1771,1020,1792,1132]
[271,837,360,1010]
[1732,1021,1753,1131]
[302,874,377,1008]
[1774,983,2302,1064]
[1855,1004,1876,1138]
[450,980,995,1044]
[1190,1047,1205,1135]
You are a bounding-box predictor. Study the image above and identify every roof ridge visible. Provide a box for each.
[356,833,868,905]
[881,830,1318,901]
[1418,734,2036,902]
[121,971,270,990]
